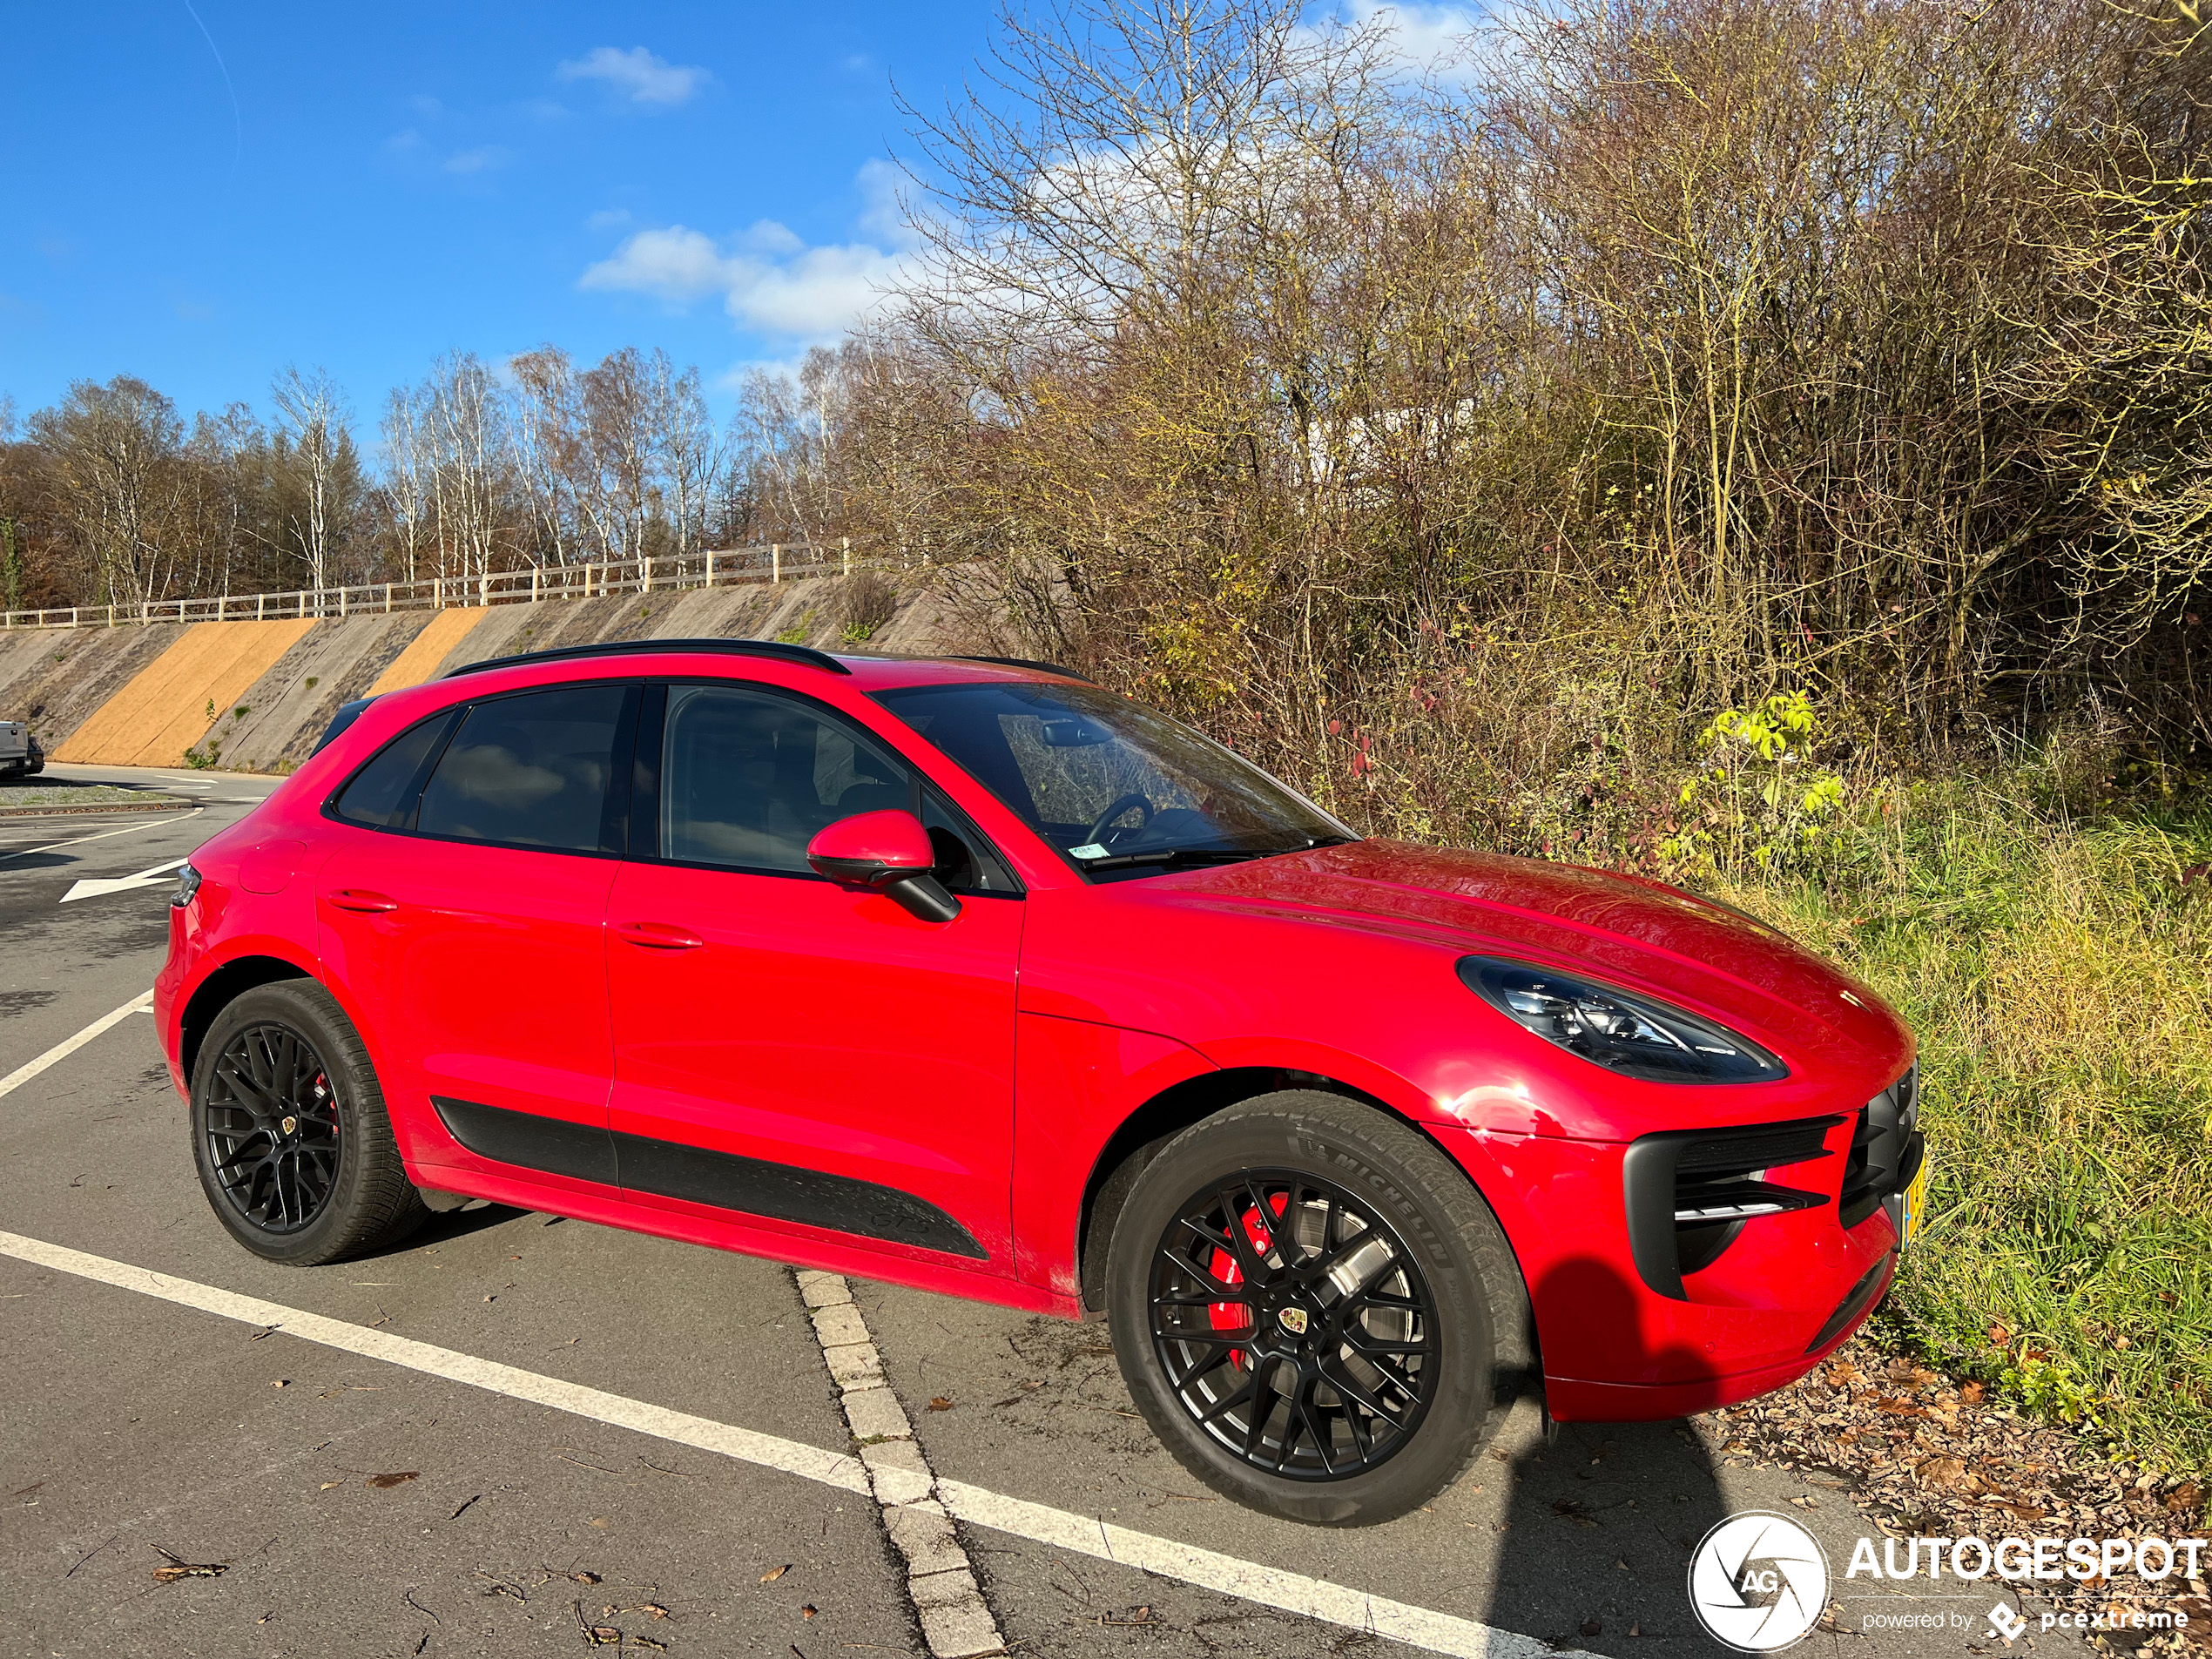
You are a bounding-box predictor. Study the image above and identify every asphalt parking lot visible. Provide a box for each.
[0,766,2087,1658]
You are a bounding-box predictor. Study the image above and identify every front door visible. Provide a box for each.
[316,681,637,1192]
[605,681,1023,1270]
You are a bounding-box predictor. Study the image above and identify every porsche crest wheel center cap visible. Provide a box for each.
[280,1116,297,1136]
[1277,1305,1310,1337]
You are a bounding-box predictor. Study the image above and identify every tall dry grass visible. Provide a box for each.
[1723,786,2212,1479]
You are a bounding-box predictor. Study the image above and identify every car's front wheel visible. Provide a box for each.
[1106,1090,1531,1526]
[190,980,428,1265]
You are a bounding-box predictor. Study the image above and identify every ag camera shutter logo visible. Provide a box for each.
[1688,1511,1831,1652]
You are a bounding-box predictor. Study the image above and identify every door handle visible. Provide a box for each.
[326,888,399,914]
[616,921,705,950]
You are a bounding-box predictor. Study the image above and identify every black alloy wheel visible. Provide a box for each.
[1150,1170,1437,1479]
[1106,1090,1532,1526]
[202,1022,344,1232]
[190,980,428,1265]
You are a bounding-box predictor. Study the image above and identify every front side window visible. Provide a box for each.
[661,685,914,874]
[873,681,1352,879]
[415,684,631,853]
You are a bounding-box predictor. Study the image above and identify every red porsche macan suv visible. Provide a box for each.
[156,639,1924,1525]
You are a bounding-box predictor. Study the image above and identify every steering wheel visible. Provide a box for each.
[1084,792,1153,846]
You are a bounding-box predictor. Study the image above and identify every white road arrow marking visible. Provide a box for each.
[60,857,190,905]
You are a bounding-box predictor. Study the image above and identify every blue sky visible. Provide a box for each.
[0,1,998,429]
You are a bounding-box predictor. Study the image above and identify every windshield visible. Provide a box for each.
[873,680,1353,880]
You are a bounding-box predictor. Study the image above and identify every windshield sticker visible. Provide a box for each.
[1067,843,1109,860]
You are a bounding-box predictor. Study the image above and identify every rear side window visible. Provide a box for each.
[415,685,632,854]
[330,711,456,830]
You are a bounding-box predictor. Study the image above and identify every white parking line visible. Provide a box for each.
[795,1268,1006,1657]
[0,1231,1576,1659]
[0,1230,869,1494]
[0,992,154,1103]
[0,808,205,867]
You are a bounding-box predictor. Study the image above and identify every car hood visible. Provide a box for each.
[1152,838,1905,1067]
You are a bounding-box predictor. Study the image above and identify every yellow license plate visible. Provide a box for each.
[1901,1146,1932,1249]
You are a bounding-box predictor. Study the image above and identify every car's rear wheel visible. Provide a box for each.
[1105,1090,1530,1526]
[190,980,428,1265]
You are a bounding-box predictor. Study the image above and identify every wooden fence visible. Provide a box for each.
[1,542,872,631]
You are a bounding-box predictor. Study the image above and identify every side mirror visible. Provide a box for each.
[806,810,961,923]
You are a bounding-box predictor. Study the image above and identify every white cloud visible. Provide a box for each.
[581,226,733,302]
[581,223,907,340]
[444,145,514,175]
[556,45,711,108]
[1299,0,1480,79]
[854,158,908,245]
[577,165,922,344]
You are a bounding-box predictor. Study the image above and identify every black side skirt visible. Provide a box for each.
[431,1096,987,1260]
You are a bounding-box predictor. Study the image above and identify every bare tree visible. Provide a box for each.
[270,366,354,597]
[29,377,188,607]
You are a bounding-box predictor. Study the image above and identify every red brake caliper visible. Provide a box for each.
[1210,1190,1289,1367]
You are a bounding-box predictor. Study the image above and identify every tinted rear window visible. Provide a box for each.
[415,685,631,853]
[330,712,456,830]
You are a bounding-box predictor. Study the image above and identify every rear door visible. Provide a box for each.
[604,680,1025,1270]
[316,681,638,1192]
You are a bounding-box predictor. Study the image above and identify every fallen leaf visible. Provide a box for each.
[1629,1622,1642,1637]
[2166,1482,2201,1513]
[150,1547,227,1583]
[620,1603,670,1619]
[800,1604,818,1619]
[571,1571,602,1585]
[1917,1456,1969,1490]
[367,1471,420,1489]
[1960,1380,1985,1404]
[272,1379,289,1388]
[761,1563,791,1583]
[927,1397,954,1412]
[318,1480,343,1491]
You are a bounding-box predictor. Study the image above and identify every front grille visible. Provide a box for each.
[1623,1115,1844,1300]
[1840,1063,1922,1231]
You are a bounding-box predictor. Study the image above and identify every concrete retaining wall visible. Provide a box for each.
[0,566,981,774]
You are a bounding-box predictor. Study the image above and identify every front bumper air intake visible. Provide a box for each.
[1622,1115,1844,1299]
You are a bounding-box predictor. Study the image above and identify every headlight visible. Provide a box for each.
[172,864,202,909]
[1457,956,1784,1083]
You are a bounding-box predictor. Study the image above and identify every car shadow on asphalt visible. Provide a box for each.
[378,1199,529,1252]
[1480,1254,1732,1657]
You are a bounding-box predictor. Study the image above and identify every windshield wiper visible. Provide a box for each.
[1078,838,1351,872]
[1076,846,1268,871]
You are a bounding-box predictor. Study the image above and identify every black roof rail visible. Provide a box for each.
[948,655,1095,683]
[442,637,851,680]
